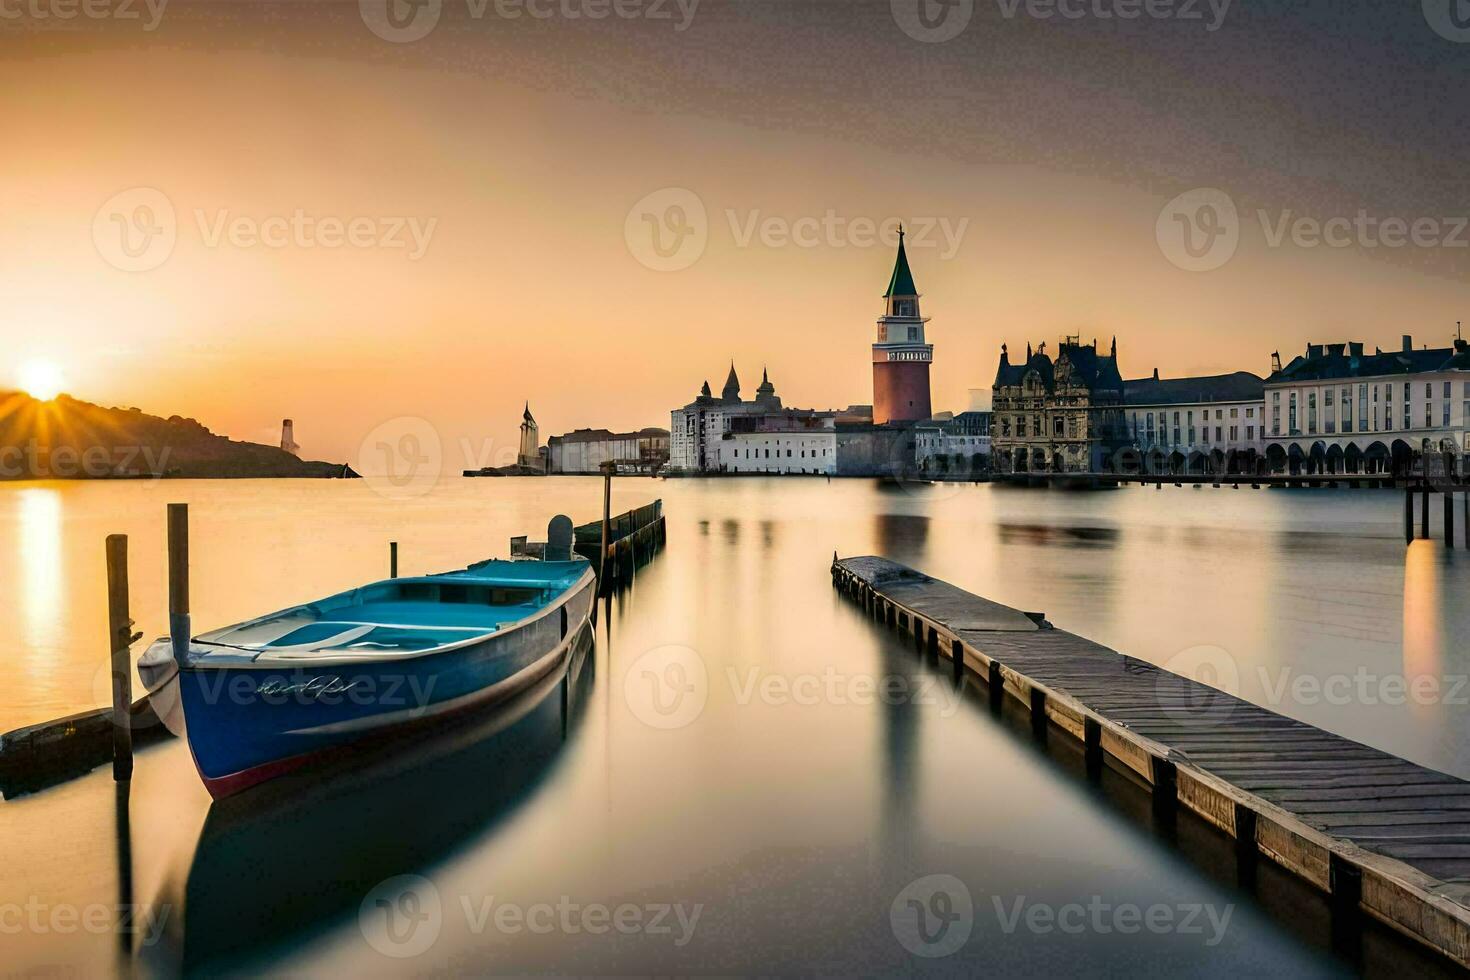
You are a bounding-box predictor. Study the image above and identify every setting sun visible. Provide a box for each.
[17,359,65,401]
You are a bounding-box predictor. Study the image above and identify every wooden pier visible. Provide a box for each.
[832,555,1470,969]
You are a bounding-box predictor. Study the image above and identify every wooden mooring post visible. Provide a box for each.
[1405,486,1415,544]
[1447,493,1456,550]
[598,470,612,594]
[390,541,399,577]
[167,504,190,665]
[1422,487,1431,540]
[105,535,133,782]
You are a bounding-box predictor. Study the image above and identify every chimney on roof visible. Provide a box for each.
[1307,344,1324,360]
[1349,342,1364,357]
[1403,334,1413,353]
[1152,367,1159,381]
[1271,351,1282,373]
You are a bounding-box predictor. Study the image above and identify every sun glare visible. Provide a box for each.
[17,359,65,401]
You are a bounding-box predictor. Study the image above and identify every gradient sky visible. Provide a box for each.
[3,0,1468,469]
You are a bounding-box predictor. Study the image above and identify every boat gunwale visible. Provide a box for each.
[182,563,597,670]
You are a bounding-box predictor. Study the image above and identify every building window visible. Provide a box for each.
[1230,407,1239,419]
[1308,391,1317,434]
[1288,392,1298,434]
[1246,425,1254,440]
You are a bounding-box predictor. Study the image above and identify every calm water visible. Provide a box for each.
[4,477,1468,977]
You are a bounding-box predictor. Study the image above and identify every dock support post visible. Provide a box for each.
[1447,493,1456,550]
[1464,491,1469,550]
[1029,687,1047,738]
[1405,486,1414,543]
[390,541,398,578]
[987,660,1003,709]
[886,603,895,629]
[106,535,133,782]
[1150,757,1178,816]
[1329,853,1362,916]
[1233,803,1258,862]
[1084,717,1102,774]
[926,627,938,661]
[1422,487,1431,540]
[951,639,963,682]
[167,503,190,667]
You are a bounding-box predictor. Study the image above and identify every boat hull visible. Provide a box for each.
[178,566,595,798]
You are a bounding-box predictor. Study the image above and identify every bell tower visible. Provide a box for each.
[872,228,933,424]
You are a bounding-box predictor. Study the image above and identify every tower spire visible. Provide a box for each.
[884,227,918,299]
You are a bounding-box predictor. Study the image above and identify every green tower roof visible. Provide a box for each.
[884,228,918,298]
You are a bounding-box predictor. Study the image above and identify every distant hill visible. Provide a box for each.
[0,392,357,481]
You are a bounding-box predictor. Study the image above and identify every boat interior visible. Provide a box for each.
[191,559,590,661]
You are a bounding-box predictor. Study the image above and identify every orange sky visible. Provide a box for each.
[3,2,1466,470]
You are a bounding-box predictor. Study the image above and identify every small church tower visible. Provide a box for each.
[872,228,934,424]
[280,419,299,456]
[518,403,540,469]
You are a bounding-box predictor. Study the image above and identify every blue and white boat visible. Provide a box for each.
[139,553,595,798]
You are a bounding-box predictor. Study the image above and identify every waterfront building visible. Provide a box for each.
[991,338,1127,473]
[720,418,838,475]
[546,427,669,474]
[872,229,934,425]
[1122,371,1265,473]
[1263,335,1470,475]
[517,403,544,472]
[669,366,825,473]
[914,411,992,475]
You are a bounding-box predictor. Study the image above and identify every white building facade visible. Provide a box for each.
[1262,337,1470,474]
[719,429,838,475]
[1122,371,1265,472]
[914,411,991,474]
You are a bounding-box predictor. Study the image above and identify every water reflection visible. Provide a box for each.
[17,487,63,685]
[167,625,595,975]
[1402,542,1442,720]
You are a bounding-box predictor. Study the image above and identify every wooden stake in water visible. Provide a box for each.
[391,541,399,578]
[599,468,612,592]
[168,503,190,665]
[106,535,133,782]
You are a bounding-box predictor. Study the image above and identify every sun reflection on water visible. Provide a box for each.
[1402,541,1442,718]
[17,486,64,684]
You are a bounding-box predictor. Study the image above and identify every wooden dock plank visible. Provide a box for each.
[832,555,1470,969]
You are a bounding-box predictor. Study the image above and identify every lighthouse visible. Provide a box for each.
[518,403,540,469]
[871,228,933,424]
[280,419,299,456]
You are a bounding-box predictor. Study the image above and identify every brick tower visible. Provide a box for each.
[872,228,933,424]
